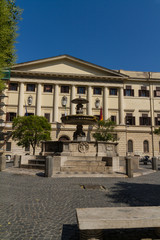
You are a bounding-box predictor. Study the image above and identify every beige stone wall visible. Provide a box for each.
[3,56,160,158]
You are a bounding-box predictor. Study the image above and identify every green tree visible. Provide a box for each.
[0,0,22,88]
[93,119,116,142]
[154,127,160,136]
[12,116,51,155]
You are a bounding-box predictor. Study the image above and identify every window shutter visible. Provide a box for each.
[131,89,134,96]
[132,117,135,125]
[6,113,9,121]
[148,117,151,125]
[154,90,156,97]
[155,117,158,125]
[140,117,142,125]
[139,90,141,97]
[124,89,126,96]
[146,90,150,97]
[125,116,128,124]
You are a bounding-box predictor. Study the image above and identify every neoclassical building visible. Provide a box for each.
[1,54,160,157]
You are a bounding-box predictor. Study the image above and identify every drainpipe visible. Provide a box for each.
[149,72,155,157]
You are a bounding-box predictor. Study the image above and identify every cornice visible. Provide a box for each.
[11,70,128,81]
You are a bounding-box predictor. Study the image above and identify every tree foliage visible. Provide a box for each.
[0,0,22,88]
[12,116,51,155]
[154,128,160,135]
[93,119,116,142]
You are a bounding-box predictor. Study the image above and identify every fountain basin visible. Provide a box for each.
[61,115,98,125]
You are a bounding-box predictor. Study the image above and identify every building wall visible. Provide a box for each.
[2,58,160,158]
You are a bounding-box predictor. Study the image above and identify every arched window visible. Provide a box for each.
[143,140,149,153]
[128,140,133,153]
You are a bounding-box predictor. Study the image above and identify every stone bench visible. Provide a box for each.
[76,207,160,240]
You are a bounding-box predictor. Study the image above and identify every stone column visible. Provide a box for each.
[71,85,75,115]
[119,87,124,125]
[18,82,24,116]
[103,87,108,120]
[53,84,59,122]
[87,86,92,115]
[36,83,41,116]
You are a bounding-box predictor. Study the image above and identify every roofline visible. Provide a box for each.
[11,70,128,80]
[12,54,128,78]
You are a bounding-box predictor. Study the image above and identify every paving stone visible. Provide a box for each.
[0,167,160,239]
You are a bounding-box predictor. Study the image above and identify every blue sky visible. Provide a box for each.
[15,0,160,72]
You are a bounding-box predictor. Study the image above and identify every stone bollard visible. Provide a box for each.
[45,156,54,177]
[0,155,6,171]
[13,155,20,167]
[152,157,158,171]
[125,156,133,178]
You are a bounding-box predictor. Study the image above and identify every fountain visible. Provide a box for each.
[61,96,97,141]
[41,96,120,174]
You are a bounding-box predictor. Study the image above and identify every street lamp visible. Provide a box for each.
[27,96,33,106]
[95,98,100,108]
[62,96,67,107]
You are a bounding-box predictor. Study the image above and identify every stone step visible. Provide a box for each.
[21,164,45,170]
[67,156,103,161]
[61,166,111,172]
[28,159,45,165]
[63,160,106,167]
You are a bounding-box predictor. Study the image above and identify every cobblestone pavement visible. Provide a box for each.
[0,168,160,240]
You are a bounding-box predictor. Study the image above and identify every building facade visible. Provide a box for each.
[1,55,160,157]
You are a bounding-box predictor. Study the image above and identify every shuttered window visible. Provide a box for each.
[124,86,134,96]
[139,86,149,97]
[125,114,135,125]
[139,115,151,125]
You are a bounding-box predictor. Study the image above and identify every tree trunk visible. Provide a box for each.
[33,146,35,155]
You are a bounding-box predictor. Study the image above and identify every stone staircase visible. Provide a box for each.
[20,156,45,170]
[61,156,112,173]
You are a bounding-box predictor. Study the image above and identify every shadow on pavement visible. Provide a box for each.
[106,182,160,206]
[61,224,79,240]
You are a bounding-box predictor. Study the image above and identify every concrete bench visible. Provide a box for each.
[76,207,160,240]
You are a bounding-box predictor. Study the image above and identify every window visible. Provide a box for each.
[26,84,35,92]
[155,114,160,126]
[44,85,52,92]
[6,142,11,151]
[6,112,16,122]
[25,145,30,152]
[154,87,160,97]
[143,140,149,153]
[139,114,151,126]
[139,86,149,97]
[126,114,135,125]
[128,140,133,153]
[44,113,50,122]
[77,87,86,94]
[9,83,18,91]
[61,86,69,93]
[93,87,102,95]
[124,86,134,96]
[109,88,117,96]
[111,115,116,123]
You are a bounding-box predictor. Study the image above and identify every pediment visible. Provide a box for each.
[12,55,127,78]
